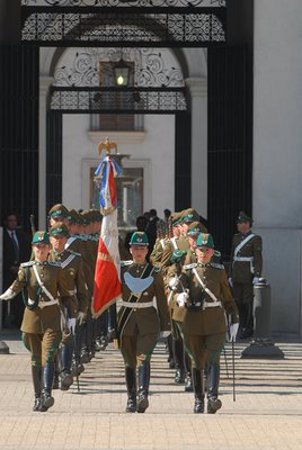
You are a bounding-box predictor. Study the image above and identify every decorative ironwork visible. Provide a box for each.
[21,11,226,47]
[54,48,184,87]
[22,0,226,8]
[49,87,187,113]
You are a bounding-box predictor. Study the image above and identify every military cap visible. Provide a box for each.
[170,249,187,264]
[181,208,200,224]
[49,203,69,219]
[68,209,79,224]
[49,223,70,238]
[80,210,91,225]
[170,211,182,226]
[236,211,253,225]
[187,221,206,236]
[130,231,149,246]
[32,231,50,245]
[196,233,214,249]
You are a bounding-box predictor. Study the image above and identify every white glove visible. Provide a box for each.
[0,288,15,301]
[159,331,171,339]
[77,311,86,326]
[168,277,179,291]
[67,318,77,332]
[229,323,239,342]
[228,277,233,288]
[176,291,188,308]
[253,277,260,285]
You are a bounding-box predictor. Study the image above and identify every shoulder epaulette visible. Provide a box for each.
[121,260,133,267]
[20,261,35,268]
[210,262,224,270]
[47,261,62,268]
[183,263,197,270]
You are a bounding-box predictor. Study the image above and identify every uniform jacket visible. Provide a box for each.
[9,260,70,334]
[180,261,239,336]
[49,249,89,317]
[118,262,170,335]
[230,231,262,283]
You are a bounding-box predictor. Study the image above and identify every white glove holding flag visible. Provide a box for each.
[168,277,179,291]
[0,288,15,301]
[253,277,260,285]
[229,323,239,342]
[77,311,86,326]
[176,291,188,308]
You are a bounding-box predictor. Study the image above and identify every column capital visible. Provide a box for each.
[185,77,207,96]
[39,76,53,95]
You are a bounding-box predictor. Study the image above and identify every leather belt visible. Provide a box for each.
[202,300,222,310]
[120,300,155,309]
[36,299,59,309]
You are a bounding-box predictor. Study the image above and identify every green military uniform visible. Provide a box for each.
[117,232,170,414]
[230,212,262,339]
[180,233,239,414]
[0,231,71,412]
[49,222,89,390]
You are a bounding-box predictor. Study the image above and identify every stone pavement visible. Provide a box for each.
[0,331,302,450]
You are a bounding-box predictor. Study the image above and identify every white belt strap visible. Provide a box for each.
[192,268,220,304]
[233,256,253,262]
[171,237,178,250]
[33,265,56,302]
[160,239,166,250]
[203,300,222,310]
[234,234,255,258]
[37,299,59,309]
[121,300,155,309]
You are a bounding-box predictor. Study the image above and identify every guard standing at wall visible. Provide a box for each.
[48,223,88,390]
[117,231,170,414]
[178,233,239,414]
[229,211,263,339]
[0,231,71,412]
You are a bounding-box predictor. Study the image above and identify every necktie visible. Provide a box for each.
[10,231,19,263]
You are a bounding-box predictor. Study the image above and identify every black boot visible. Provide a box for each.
[192,368,204,413]
[31,366,42,412]
[137,361,150,413]
[60,344,74,391]
[185,371,193,392]
[174,339,186,384]
[53,354,60,389]
[125,366,137,413]
[184,353,193,392]
[39,363,55,412]
[207,364,222,414]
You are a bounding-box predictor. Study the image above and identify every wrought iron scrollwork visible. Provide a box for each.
[21,9,226,46]
[49,87,187,113]
[54,48,184,88]
[22,0,226,8]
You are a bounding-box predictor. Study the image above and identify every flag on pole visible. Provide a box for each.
[92,154,122,318]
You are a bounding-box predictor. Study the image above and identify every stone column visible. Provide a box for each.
[39,76,53,229]
[185,77,207,217]
[253,0,302,337]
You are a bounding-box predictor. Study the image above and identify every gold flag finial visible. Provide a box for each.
[98,137,118,156]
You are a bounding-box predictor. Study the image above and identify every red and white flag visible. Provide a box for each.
[91,155,122,318]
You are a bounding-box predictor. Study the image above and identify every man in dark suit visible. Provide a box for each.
[2,212,30,327]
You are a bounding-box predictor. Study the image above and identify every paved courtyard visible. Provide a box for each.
[0,332,301,450]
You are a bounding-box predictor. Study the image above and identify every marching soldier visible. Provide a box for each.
[229,211,263,339]
[49,223,88,390]
[160,209,200,388]
[178,233,239,414]
[0,231,71,412]
[117,231,170,414]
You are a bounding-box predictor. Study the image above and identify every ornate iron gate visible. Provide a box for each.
[0,45,39,231]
